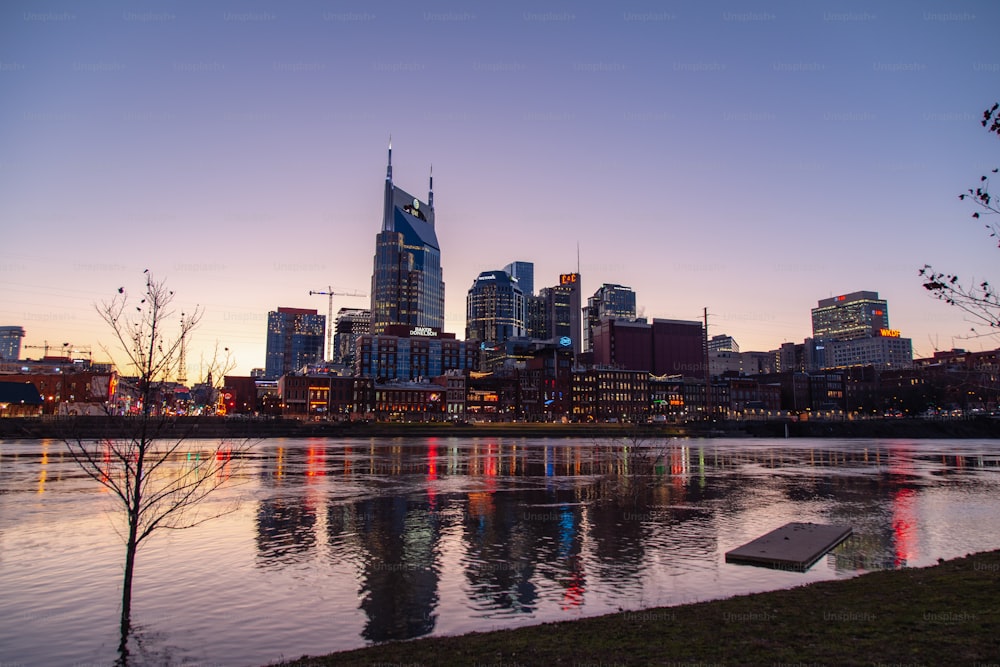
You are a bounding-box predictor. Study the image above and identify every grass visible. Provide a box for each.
[274,549,1000,666]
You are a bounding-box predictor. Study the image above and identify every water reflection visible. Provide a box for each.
[3,437,1000,666]
[353,496,441,642]
[241,437,1000,647]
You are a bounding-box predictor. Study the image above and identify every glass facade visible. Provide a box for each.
[583,283,636,352]
[0,326,25,361]
[334,308,371,365]
[503,260,534,296]
[264,308,326,379]
[370,147,444,335]
[539,273,582,358]
[355,332,476,381]
[811,291,888,341]
[466,270,526,345]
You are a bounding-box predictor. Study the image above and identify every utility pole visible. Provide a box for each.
[703,307,711,420]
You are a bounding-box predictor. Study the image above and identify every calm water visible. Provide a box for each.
[2,436,1000,666]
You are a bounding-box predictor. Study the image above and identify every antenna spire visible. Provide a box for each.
[428,164,434,208]
[386,135,392,181]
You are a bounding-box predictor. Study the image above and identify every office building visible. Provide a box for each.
[708,334,739,353]
[826,332,913,370]
[503,261,534,296]
[592,318,705,377]
[572,368,649,422]
[334,308,371,365]
[264,307,326,379]
[810,291,912,369]
[355,325,477,381]
[582,283,636,352]
[466,270,526,346]
[525,294,547,340]
[539,272,582,358]
[707,334,740,377]
[370,143,444,335]
[0,326,25,361]
[812,291,888,341]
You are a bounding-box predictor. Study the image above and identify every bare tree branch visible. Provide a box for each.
[63,273,252,665]
[921,103,1000,329]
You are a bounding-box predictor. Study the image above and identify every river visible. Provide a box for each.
[1,436,999,666]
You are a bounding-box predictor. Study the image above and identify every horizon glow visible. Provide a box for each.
[1,0,999,376]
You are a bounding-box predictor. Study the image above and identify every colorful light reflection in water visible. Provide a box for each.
[1,437,999,667]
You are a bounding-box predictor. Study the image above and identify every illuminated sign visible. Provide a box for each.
[560,273,579,285]
[879,328,901,338]
[559,336,572,347]
[409,326,438,337]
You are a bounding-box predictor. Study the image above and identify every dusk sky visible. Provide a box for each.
[2,1,998,377]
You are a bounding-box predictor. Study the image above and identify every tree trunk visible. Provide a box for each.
[117,514,139,665]
[119,437,145,666]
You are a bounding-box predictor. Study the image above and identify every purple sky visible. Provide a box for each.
[2,1,999,376]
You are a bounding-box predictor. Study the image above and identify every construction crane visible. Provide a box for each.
[61,343,93,361]
[177,313,188,385]
[308,286,367,362]
[23,340,56,357]
[21,342,91,362]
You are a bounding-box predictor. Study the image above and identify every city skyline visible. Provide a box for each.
[2,1,999,376]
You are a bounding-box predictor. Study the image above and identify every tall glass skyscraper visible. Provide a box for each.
[466,270,526,345]
[370,143,445,335]
[333,308,371,365]
[0,326,25,361]
[811,291,888,341]
[539,273,582,358]
[582,283,636,352]
[264,307,326,379]
[503,261,534,296]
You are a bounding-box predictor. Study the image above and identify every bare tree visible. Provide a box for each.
[65,272,250,664]
[597,431,670,507]
[920,103,1000,331]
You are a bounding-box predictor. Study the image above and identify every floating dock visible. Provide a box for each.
[725,522,853,571]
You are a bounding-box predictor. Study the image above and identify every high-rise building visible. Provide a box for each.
[582,283,636,352]
[812,291,888,341]
[466,271,526,346]
[0,326,25,361]
[503,261,534,296]
[826,335,913,370]
[334,308,371,366]
[810,291,912,369]
[708,334,739,353]
[264,308,326,379]
[370,143,444,335]
[592,318,705,377]
[539,273,582,358]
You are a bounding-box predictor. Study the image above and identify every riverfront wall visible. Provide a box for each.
[0,415,997,440]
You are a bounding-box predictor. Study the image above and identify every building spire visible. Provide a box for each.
[428,163,434,208]
[386,135,393,182]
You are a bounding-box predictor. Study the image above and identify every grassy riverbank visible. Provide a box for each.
[276,549,1000,667]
